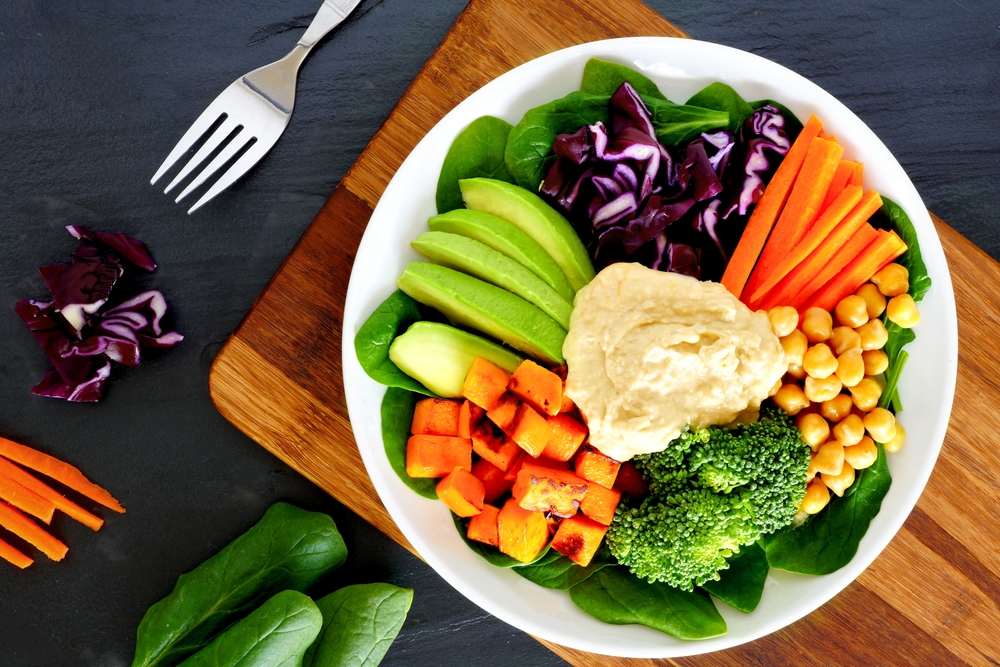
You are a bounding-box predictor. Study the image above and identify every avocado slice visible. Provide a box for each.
[388,322,522,398]
[459,178,596,291]
[397,262,566,364]
[428,209,576,303]
[411,231,573,329]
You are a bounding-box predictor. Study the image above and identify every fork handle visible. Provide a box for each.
[298,0,357,50]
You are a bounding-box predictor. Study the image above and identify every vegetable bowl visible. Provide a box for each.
[341,37,957,658]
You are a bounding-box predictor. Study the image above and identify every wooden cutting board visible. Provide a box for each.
[208,0,1000,664]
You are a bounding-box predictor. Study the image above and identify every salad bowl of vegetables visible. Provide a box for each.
[341,37,958,658]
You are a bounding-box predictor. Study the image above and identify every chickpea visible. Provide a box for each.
[773,384,810,416]
[864,407,897,443]
[884,422,907,453]
[806,456,818,480]
[796,412,831,450]
[872,263,909,297]
[862,349,889,376]
[844,435,879,469]
[832,414,865,447]
[835,348,865,387]
[801,307,833,343]
[835,295,869,328]
[830,326,862,356]
[821,394,854,423]
[768,306,799,337]
[855,283,887,319]
[886,294,921,328]
[812,440,845,476]
[781,329,809,366]
[803,343,838,379]
[805,375,843,402]
[769,377,782,397]
[856,318,888,350]
[849,378,883,411]
[800,477,831,514]
[822,461,856,497]
[785,364,807,381]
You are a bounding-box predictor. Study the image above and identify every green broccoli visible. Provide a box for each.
[606,405,810,591]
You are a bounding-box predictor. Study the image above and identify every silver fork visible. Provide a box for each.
[151,0,363,214]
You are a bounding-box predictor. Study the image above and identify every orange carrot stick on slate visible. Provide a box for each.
[720,114,824,298]
[0,471,55,524]
[0,502,68,562]
[0,457,104,531]
[802,231,908,312]
[0,536,33,569]
[0,438,124,514]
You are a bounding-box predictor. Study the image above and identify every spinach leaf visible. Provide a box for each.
[698,542,769,613]
[686,82,754,132]
[580,58,666,99]
[513,543,614,590]
[303,584,412,667]
[133,503,347,667]
[381,387,437,499]
[879,196,932,302]
[178,591,322,667]
[642,96,730,147]
[504,91,610,190]
[751,99,804,143]
[569,567,726,640]
[355,291,435,396]
[761,444,891,575]
[436,116,514,214]
[879,330,913,412]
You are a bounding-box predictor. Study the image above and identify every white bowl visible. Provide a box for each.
[341,37,958,658]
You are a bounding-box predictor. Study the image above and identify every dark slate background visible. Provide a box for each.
[0,1,996,665]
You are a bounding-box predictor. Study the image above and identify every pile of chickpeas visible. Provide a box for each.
[767,262,920,516]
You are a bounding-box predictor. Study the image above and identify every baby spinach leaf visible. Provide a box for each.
[642,97,730,147]
[302,584,413,667]
[569,566,726,640]
[381,387,437,499]
[178,590,322,667]
[698,542,769,613]
[686,82,754,132]
[879,196,932,303]
[133,503,347,667]
[761,444,891,575]
[355,291,436,396]
[513,543,615,590]
[750,99,803,143]
[436,116,514,214]
[580,58,666,99]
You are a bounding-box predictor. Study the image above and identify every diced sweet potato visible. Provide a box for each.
[471,459,512,504]
[541,413,588,462]
[488,393,553,457]
[467,504,500,546]
[470,404,522,471]
[498,498,549,563]
[463,357,511,411]
[512,462,589,518]
[613,461,649,497]
[436,467,485,517]
[559,392,576,413]
[579,483,621,526]
[551,514,608,567]
[405,435,472,478]
[546,513,561,537]
[502,450,528,483]
[507,360,563,416]
[411,398,462,436]
[534,456,572,470]
[458,400,473,439]
[574,446,621,489]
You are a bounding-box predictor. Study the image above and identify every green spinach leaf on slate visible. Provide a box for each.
[355,290,436,396]
[699,542,769,613]
[642,96,730,147]
[751,99,804,143]
[686,82,754,132]
[382,387,437,499]
[580,58,666,99]
[303,584,413,667]
[436,116,514,214]
[761,443,891,575]
[569,566,727,640]
[513,543,615,590]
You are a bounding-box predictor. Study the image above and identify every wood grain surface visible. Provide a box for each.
[208,0,1000,664]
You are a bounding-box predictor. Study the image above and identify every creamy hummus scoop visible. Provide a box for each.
[563,263,785,462]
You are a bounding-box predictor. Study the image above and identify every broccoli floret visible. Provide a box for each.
[606,405,810,591]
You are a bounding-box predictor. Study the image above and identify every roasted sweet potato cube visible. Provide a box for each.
[574,446,621,489]
[411,398,462,436]
[512,462,589,518]
[534,456,572,470]
[546,513,561,537]
[559,391,576,414]
[551,514,608,567]
[488,393,552,457]
[613,461,649,497]
[502,451,528,483]
[458,400,473,439]
[470,406,522,471]
[541,413,588,462]
[463,357,511,411]
[436,467,485,517]
[467,504,500,546]
[507,360,563,416]
[405,435,472,478]
[579,483,621,526]
[497,498,549,563]
[471,459,512,504]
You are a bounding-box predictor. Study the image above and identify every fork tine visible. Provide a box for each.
[186,138,277,214]
[163,116,242,194]
[174,131,258,204]
[150,93,232,185]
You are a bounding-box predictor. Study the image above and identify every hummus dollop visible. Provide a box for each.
[562,263,785,462]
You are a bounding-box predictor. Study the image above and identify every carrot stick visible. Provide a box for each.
[0,470,55,524]
[0,438,124,513]
[742,137,846,302]
[748,185,864,302]
[0,536,33,569]
[802,230,907,312]
[721,114,824,297]
[0,458,103,531]
[821,160,860,211]
[848,162,864,187]
[787,224,881,310]
[0,502,68,561]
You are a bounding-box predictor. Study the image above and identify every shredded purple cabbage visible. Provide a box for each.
[15,227,182,402]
